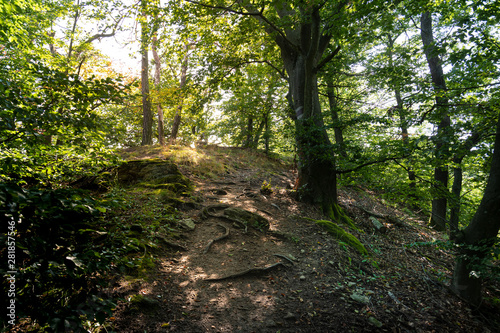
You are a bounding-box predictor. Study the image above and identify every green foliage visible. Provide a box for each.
[0,57,131,185]
[0,175,185,331]
[211,63,289,152]
[406,238,500,282]
[0,184,123,331]
[260,180,273,195]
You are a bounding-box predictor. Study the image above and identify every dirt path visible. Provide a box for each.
[109,162,498,333]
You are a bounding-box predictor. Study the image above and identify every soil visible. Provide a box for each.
[107,149,500,333]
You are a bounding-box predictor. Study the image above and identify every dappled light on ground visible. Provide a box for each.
[106,146,499,333]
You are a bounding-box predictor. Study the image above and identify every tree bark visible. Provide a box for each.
[140,0,153,146]
[452,115,500,306]
[264,112,270,154]
[421,11,451,231]
[274,5,345,220]
[449,131,481,239]
[252,118,266,149]
[188,1,347,220]
[170,44,190,144]
[152,30,165,146]
[449,165,462,239]
[243,117,253,148]
[326,80,347,157]
[395,88,417,192]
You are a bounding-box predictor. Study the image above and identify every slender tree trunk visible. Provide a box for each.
[421,11,451,231]
[42,30,61,145]
[449,131,481,239]
[170,44,189,144]
[449,165,462,239]
[326,81,347,157]
[452,115,500,306]
[395,88,417,191]
[243,117,253,148]
[140,0,153,146]
[152,32,165,146]
[387,34,416,192]
[66,0,80,70]
[252,118,265,149]
[264,112,270,154]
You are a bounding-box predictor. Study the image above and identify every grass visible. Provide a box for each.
[117,144,292,179]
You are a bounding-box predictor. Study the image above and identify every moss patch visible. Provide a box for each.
[128,294,160,313]
[153,188,186,206]
[315,220,368,256]
[116,159,192,195]
[323,202,359,231]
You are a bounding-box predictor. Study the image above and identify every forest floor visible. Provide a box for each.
[105,145,499,333]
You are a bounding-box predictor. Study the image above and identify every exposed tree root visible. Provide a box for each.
[323,202,359,230]
[273,254,295,265]
[200,205,269,232]
[200,204,230,219]
[204,262,286,281]
[203,223,230,254]
[314,219,369,256]
[155,237,188,251]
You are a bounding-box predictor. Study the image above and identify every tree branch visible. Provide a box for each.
[80,15,124,47]
[0,132,23,144]
[184,0,297,51]
[315,45,341,72]
[338,153,412,174]
[247,60,287,80]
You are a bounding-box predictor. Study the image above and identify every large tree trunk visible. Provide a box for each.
[421,11,451,231]
[140,0,153,146]
[452,115,500,306]
[284,52,340,218]
[152,33,165,146]
[272,6,346,221]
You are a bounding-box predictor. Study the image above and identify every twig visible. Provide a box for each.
[204,262,285,281]
[203,223,230,254]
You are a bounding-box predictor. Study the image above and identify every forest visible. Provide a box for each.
[1,0,499,332]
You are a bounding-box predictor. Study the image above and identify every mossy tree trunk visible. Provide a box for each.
[275,5,346,222]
